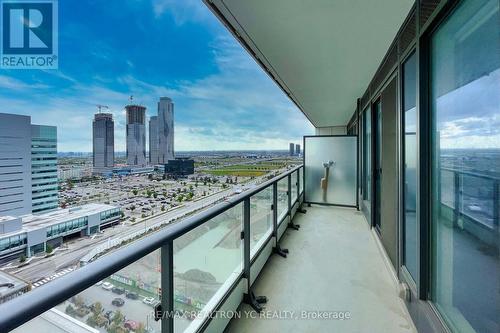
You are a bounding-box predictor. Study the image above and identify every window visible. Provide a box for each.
[430,1,500,332]
[402,52,417,280]
[362,106,371,202]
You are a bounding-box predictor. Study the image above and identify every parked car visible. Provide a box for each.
[111,298,125,307]
[111,287,125,295]
[102,282,113,290]
[142,297,156,306]
[94,281,103,287]
[104,310,115,320]
[124,320,139,331]
[125,291,138,300]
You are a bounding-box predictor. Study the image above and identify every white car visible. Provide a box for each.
[94,281,103,286]
[102,282,114,290]
[142,297,156,306]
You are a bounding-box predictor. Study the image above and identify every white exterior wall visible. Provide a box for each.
[315,126,347,135]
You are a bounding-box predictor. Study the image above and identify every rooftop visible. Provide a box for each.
[21,203,117,229]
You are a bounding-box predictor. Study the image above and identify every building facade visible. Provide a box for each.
[295,144,301,155]
[289,143,294,156]
[149,116,159,164]
[92,113,114,172]
[164,158,194,177]
[0,114,32,217]
[157,97,174,163]
[125,105,147,166]
[31,125,58,214]
[0,203,121,259]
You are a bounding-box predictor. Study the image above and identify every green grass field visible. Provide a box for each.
[202,162,286,177]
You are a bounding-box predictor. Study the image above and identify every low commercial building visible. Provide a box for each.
[164,158,194,177]
[0,204,121,260]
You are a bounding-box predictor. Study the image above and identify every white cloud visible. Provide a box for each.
[0,20,314,152]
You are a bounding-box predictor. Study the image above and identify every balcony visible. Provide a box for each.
[0,165,412,333]
[226,205,415,333]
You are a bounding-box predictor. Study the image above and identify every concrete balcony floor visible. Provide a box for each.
[226,205,416,333]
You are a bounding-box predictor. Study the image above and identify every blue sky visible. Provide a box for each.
[0,0,314,152]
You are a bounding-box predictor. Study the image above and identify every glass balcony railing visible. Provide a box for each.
[439,167,499,230]
[0,165,304,333]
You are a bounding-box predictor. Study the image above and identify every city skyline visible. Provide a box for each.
[0,0,313,152]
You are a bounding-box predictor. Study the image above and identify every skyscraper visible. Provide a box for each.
[126,104,147,166]
[92,113,114,171]
[295,144,301,155]
[157,97,174,163]
[0,113,32,216]
[31,125,58,213]
[149,116,159,164]
[289,143,295,156]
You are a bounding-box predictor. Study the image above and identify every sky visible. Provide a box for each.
[0,0,314,152]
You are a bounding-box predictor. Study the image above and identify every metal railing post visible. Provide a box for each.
[272,182,278,241]
[243,198,251,290]
[287,175,292,216]
[242,197,268,311]
[272,181,288,257]
[288,173,300,230]
[161,242,174,333]
[296,170,300,199]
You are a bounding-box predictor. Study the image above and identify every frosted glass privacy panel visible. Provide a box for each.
[304,136,357,206]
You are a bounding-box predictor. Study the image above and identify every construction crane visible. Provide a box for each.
[96,104,109,113]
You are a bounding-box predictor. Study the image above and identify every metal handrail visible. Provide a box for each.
[0,165,303,332]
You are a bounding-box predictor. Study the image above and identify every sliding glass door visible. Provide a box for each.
[402,52,417,281]
[430,0,500,332]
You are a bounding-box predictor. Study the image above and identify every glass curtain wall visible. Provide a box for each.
[430,0,500,332]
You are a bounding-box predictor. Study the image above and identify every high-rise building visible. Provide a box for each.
[149,116,159,164]
[295,144,301,155]
[0,114,32,216]
[92,113,114,171]
[125,104,147,166]
[31,125,58,213]
[289,143,295,156]
[158,97,174,163]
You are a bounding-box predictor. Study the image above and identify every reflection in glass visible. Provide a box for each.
[402,52,418,280]
[250,186,273,258]
[430,1,500,332]
[173,205,242,332]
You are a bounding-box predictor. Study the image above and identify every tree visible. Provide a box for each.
[161,205,165,212]
[130,205,136,212]
[112,310,124,325]
[19,254,26,263]
[46,244,53,254]
[92,302,102,316]
[132,189,138,196]
[153,192,158,199]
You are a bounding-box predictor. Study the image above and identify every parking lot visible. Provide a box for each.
[59,173,234,224]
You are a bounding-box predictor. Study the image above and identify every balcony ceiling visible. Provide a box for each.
[204,0,414,127]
